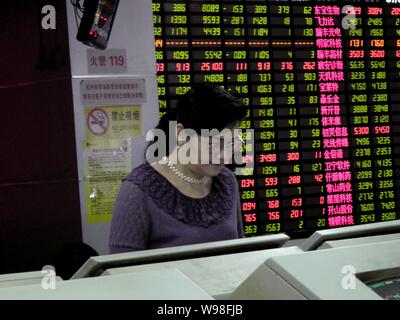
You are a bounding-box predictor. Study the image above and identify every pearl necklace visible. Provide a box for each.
[163,157,209,185]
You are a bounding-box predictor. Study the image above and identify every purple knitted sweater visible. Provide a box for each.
[109,164,244,254]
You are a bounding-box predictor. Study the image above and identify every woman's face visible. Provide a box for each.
[178,123,242,177]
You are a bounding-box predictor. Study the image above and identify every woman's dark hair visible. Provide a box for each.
[147,85,246,158]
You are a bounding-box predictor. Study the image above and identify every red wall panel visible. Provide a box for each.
[0,0,82,274]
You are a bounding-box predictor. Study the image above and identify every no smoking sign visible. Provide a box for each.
[87,108,109,136]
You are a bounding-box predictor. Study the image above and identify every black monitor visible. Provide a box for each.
[71,234,289,279]
[76,0,119,49]
[367,276,400,300]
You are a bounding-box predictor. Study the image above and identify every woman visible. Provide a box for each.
[109,85,247,254]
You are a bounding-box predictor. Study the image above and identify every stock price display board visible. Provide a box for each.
[152,0,400,237]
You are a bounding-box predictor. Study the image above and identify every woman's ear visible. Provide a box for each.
[176,123,186,145]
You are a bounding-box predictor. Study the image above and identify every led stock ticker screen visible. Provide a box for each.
[152,0,400,237]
